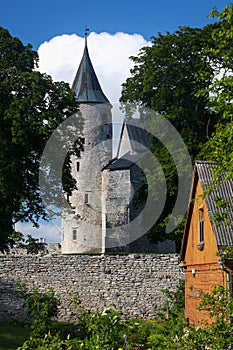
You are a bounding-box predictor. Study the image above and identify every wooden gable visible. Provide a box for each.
[181,173,219,266]
[179,163,229,326]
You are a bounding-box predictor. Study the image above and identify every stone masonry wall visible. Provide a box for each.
[0,252,183,322]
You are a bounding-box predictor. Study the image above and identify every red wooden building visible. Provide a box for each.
[179,161,233,326]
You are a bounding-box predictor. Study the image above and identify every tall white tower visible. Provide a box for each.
[61,36,112,254]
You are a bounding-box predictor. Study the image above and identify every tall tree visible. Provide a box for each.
[120,23,223,249]
[0,27,80,251]
[121,24,220,155]
[202,4,233,180]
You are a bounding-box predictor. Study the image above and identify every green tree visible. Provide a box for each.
[18,286,59,336]
[121,24,219,156]
[202,4,233,180]
[120,15,228,249]
[0,27,81,251]
[14,233,46,254]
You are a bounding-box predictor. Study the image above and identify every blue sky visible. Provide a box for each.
[0,0,229,49]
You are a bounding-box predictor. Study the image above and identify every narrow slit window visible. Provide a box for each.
[77,162,80,171]
[102,114,107,122]
[72,229,77,241]
[85,193,88,204]
[198,207,204,242]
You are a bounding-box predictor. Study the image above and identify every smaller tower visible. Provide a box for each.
[61,35,112,254]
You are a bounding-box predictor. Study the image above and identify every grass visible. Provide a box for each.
[0,322,30,350]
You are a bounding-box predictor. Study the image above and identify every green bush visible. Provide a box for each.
[18,285,59,337]
[11,279,233,349]
[73,304,126,349]
[145,280,186,349]
[16,281,187,349]
[17,332,73,350]
[177,285,233,350]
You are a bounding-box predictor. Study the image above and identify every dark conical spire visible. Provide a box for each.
[72,35,109,103]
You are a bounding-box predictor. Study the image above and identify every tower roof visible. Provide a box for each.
[72,38,109,103]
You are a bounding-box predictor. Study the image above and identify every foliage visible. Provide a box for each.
[0,26,81,252]
[67,297,131,349]
[202,122,233,181]
[160,279,185,319]
[144,280,186,349]
[120,23,221,248]
[17,332,72,350]
[175,285,233,350]
[120,4,233,247]
[121,26,218,247]
[76,304,125,349]
[197,285,232,320]
[217,245,233,260]
[207,4,233,122]
[197,4,233,228]
[17,285,59,337]
[201,4,233,181]
[142,124,186,250]
[7,281,221,350]
[142,284,233,349]
[120,24,219,155]
[22,235,45,254]
[11,232,46,254]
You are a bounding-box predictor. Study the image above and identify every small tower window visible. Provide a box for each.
[72,229,77,241]
[77,162,80,171]
[102,114,108,123]
[85,193,89,204]
[198,207,204,242]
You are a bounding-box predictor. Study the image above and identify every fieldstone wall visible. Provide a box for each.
[0,252,183,322]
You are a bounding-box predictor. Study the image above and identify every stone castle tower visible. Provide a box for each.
[61,37,112,254]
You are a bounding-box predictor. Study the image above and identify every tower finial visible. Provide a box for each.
[84,27,90,45]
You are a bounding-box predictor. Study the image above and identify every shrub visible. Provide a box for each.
[17,332,73,350]
[18,284,59,337]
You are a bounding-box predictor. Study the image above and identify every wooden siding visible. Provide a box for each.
[184,179,219,265]
[183,178,225,326]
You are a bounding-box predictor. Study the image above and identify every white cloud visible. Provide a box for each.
[38,31,150,103]
[18,32,150,243]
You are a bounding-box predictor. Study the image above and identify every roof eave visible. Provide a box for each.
[179,165,198,262]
